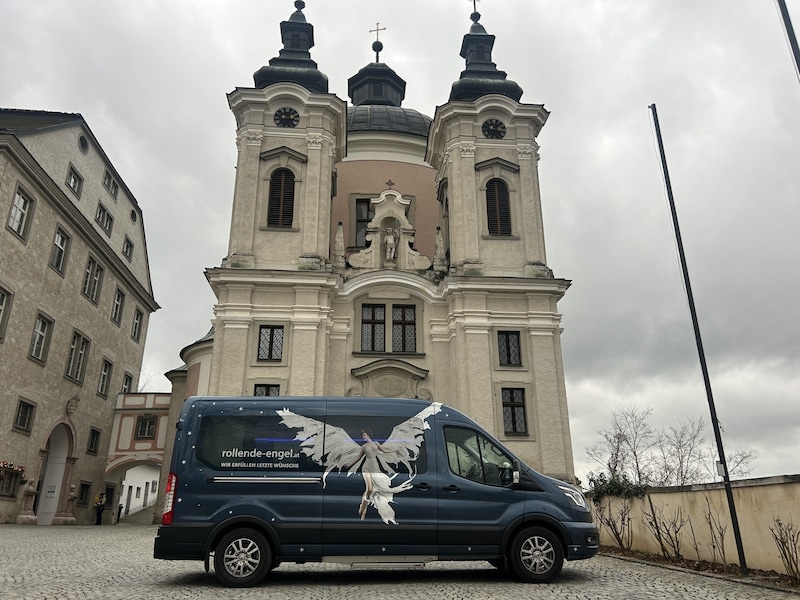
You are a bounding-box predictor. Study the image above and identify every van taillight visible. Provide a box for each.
[162,472,177,525]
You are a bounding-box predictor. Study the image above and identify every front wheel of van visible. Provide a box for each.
[214,528,272,587]
[508,526,564,583]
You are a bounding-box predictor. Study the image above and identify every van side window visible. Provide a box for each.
[196,415,323,472]
[444,427,514,487]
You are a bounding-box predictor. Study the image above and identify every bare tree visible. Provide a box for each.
[587,405,657,485]
[587,405,755,487]
[654,417,707,486]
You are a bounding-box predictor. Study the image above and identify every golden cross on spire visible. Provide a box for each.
[369,22,387,42]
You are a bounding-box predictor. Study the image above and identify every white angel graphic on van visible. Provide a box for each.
[277,402,441,525]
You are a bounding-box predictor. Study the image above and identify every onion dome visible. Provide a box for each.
[346,31,431,138]
[253,1,329,93]
[449,11,523,102]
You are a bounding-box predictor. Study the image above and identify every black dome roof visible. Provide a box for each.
[347,105,431,137]
[253,1,329,93]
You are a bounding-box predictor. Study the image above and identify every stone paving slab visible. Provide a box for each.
[0,523,795,600]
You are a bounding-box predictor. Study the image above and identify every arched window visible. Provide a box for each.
[267,168,295,228]
[486,178,511,235]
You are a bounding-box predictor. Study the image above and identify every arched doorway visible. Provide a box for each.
[36,424,72,526]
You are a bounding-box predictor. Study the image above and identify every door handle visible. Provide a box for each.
[415,482,431,491]
[443,484,460,493]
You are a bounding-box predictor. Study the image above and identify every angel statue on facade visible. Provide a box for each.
[277,402,441,524]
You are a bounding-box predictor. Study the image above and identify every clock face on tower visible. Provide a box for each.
[274,107,300,128]
[481,118,506,139]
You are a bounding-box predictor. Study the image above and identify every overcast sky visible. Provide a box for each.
[3,0,799,483]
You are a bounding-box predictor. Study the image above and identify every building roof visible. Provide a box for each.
[253,1,329,93]
[347,105,431,138]
[449,11,523,102]
[0,108,83,133]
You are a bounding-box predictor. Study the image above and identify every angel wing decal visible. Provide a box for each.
[277,402,441,525]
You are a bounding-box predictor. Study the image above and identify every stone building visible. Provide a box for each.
[0,109,159,524]
[163,1,576,493]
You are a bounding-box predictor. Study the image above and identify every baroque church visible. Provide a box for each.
[162,0,576,488]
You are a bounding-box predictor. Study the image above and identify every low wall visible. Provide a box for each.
[593,474,800,574]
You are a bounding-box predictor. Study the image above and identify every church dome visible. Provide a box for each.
[347,105,431,138]
[346,34,431,138]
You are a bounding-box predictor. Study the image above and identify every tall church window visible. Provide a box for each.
[361,304,385,352]
[392,305,416,352]
[360,303,419,353]
[501,388,528,435]
[267,168,295,228]
[257,325,284,361]
[498,331,522,366]
[486,178,511,235]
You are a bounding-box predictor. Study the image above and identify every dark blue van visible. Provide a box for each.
[153,397,598,587]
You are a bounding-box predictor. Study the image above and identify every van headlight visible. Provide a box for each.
[558,484,587,508]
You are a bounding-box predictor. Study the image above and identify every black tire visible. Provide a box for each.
[213,528,272,588]
[508,526,564,583]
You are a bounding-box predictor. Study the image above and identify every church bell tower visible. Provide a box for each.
[224,0,345,272]
[427,10,551,279]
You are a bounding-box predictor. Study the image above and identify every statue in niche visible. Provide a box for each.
[384,228,398,261]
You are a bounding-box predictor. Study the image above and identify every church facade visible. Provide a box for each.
[166,1,576,485]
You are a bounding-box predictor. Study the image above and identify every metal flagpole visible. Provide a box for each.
[648,103,748,576]
[776,0,800,84]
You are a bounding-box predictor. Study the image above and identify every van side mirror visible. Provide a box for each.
[512,459,521,486]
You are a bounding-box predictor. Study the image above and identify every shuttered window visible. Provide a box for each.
[267,168,295,228]
[486,178,511,235]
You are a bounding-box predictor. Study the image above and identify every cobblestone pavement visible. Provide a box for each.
[0,522,796,600]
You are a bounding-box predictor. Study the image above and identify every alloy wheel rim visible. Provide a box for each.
[520,535,555,574]
[222,538,261,578]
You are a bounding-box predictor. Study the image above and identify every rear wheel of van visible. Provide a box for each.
[508,526,564,583]
[214,528,272,587]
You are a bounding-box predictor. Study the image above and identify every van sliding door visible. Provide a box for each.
[320,400,439,557]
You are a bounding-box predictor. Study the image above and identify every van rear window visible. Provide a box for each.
[196,415,323,472]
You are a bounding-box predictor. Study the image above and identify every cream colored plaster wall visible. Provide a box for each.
[17,128,152,293]
[595,478,800,574]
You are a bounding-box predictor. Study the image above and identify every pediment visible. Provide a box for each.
[474,156,519,173]
[349,359,431,399]
[259,146,308,164]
